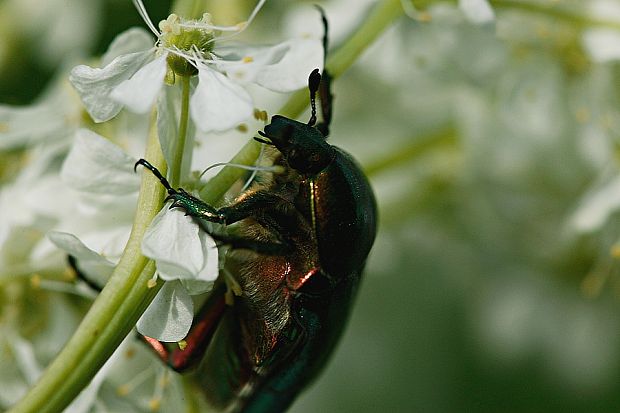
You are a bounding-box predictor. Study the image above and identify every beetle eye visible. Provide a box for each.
[297,270,332,296]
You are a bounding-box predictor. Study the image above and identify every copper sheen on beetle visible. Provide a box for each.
[135,9,377,412]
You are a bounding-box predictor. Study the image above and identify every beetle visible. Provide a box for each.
[135,11,377,412]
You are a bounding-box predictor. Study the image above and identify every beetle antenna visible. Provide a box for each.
[315,5,329,64]
[254,135,275,146]
[198,162,283,180]
[308,68,321,126]
[313,5,333,137]
[134,159,175,194]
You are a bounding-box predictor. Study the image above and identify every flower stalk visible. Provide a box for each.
[489,0,620,31]
[170,75,191,187]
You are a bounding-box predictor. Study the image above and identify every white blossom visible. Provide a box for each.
[49,129,219,342]
[582,0,620,62]
[459,0,495,25]
[69,0,323,133]
[569,171,620,233]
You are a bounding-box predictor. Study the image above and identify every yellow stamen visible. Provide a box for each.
[30,274,42,289]
[253,109,268,122]
[64,266,76,281]
[116,384,130,396]
[148,398,161,411]
[416,12,432,22]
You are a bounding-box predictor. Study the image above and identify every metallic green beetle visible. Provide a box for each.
[136,12,377,412]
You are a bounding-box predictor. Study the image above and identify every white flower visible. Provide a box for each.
[136,192,219,342]
[459,0,495,25]
[0,66,83,151]
[2,0,101,68]
[568,171,620,234]
[141,207,218,284]
[69,0,323,133]
[0,139,78,274]
[48,129,219,342]
[582,0,620,62]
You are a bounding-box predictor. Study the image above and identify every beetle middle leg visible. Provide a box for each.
[208,231,291,256]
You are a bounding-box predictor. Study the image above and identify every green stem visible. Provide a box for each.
[9,118,166,413]
[171,75,191,187]
[199,0,405,202]
[411,0,620,30]
[489,0,620,31]
[364,128,457,177]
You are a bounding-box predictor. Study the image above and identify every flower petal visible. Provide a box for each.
[64,337,130,413]
[61,129,140,194]
[137,281,193,342]
[110,54,167,113]
[191,65,253,132]
[180,278,214,295]
[70,49,156,122]
[0,103,69,150]
[217,38,324,92]
[8,334,42,385]
[569,173,620,233]
[459,0,495,24]
[583,30,620,63]
[142,207,205,280]
[196,230,219,282]
[47,231,115,285]
[102,27,154,66]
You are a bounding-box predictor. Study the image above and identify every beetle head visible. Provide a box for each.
[259,115,334,175]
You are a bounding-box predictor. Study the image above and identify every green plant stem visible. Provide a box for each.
[417,0,620,30]
[171,75,191,187]
[364,128,457,177]
[490,0,620,31]
[9,118,166,413]
[199,0,405,202]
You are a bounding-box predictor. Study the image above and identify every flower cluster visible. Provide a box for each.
[70,0,322,133]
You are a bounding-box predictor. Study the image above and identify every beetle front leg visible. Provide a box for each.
[167,188,294,228]
[135,159,225,223]
[166,189,225,224]
[136,159,287,226]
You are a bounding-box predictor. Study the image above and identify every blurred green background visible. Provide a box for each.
[3,0,620,412]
